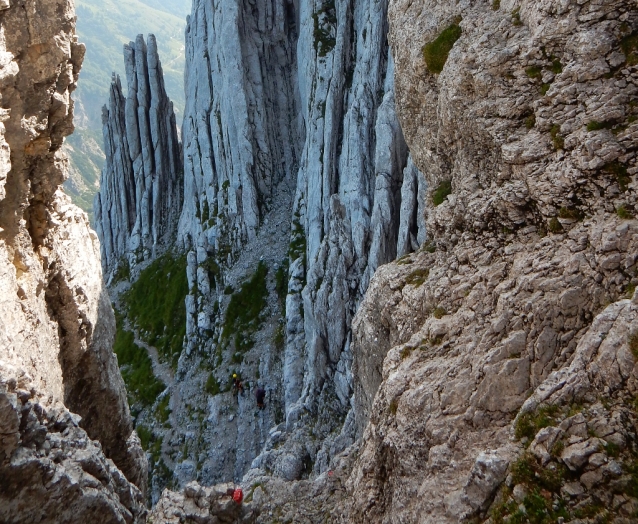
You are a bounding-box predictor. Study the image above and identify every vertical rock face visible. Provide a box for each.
[344,0,638,521]
[0,0,147,520]
[101,0,638,521]
[162,0,428,489]
[95,34,183,275]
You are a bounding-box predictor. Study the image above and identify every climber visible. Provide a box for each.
[232,374,244,395]
[255,385,266,409]
[233,487,243,504]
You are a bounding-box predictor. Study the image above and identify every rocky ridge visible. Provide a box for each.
[0,0,147,520]
[94,34,183,276]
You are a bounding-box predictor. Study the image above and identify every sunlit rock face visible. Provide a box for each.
[94,34,183,277]
[0,0,147,520]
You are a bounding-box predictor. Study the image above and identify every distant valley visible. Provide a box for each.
[64,0,190,221]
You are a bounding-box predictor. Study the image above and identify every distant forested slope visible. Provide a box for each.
[64,0,190,221]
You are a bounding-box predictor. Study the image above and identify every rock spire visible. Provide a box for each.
[95,34,183,276]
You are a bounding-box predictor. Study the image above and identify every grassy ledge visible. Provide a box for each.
[113,323,165,407]
[423,20,462,74]
[122,252,188,370]
[221,261,269,353]
[432,180,452,206]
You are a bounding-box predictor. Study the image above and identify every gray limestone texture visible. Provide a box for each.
[95,34,183,276]
[151,0,428,492]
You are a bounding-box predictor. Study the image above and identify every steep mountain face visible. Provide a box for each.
[346,0,638,521]
[148,0,638,522]
[94,34,183,275]
[0,0,147,521]
[151,0,429,491]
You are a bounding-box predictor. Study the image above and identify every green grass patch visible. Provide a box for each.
[312,1,337,57]
[624,459,638,498]
[432,180,452,206]
[113,324,165,407]
[558,206,581,220]
[396,254,413,265]
[603,161,630,192]
[400,346,413,360]
[525,113,536,129]
[525,65,542,79]
[514,404,560,440]
[622,33,638,66]
[551,59,562,74]
[389,398,399,415]
[122,253,188,369]
[548,217,563,233]
[422,21,462,74]
[492,0,500,9]
[433,307,447,319]
[550,124,564,149]
[289,216,307,263]
[540,83,551,95]
[205,372,221,396]
[617,205,633,219]
[587,120,614,131]
[112,258,131,283]
[275,259,289,304]
[512,453,569,493]
[511,7,522,26]
[629,332,638,359]
[405,267,430,287]
[422,241,436,253]
[221,261,269,353]
[200,257,220,286]
[273,322,285,350]
[155,395,171,423]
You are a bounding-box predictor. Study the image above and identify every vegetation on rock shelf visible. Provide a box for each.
[312,0,336,57]
[155,395,171,423]
[630,332,638,359]
[433,307,447,319]
[621,32,638,66]
[122,252,188,370]
[205,372,221,396]
[275,259,289,304]
[422,20,462,74]
[113,323,165,407]
[112,257,131,284]
[405,267,430,287]
[548,217,563,233]
[617,205,633,219]
[221,261,269,353]
[550,124,564,150]
[603,161,630,192]
[514,404,560,440]
[432,180,452,206]
[289,215,307,263]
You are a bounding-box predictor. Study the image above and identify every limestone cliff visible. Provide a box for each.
[0,0,146,520]
[142,0,429,493]
[150,0,638,522]
[94,34,183,276]
[347,0,638,521]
